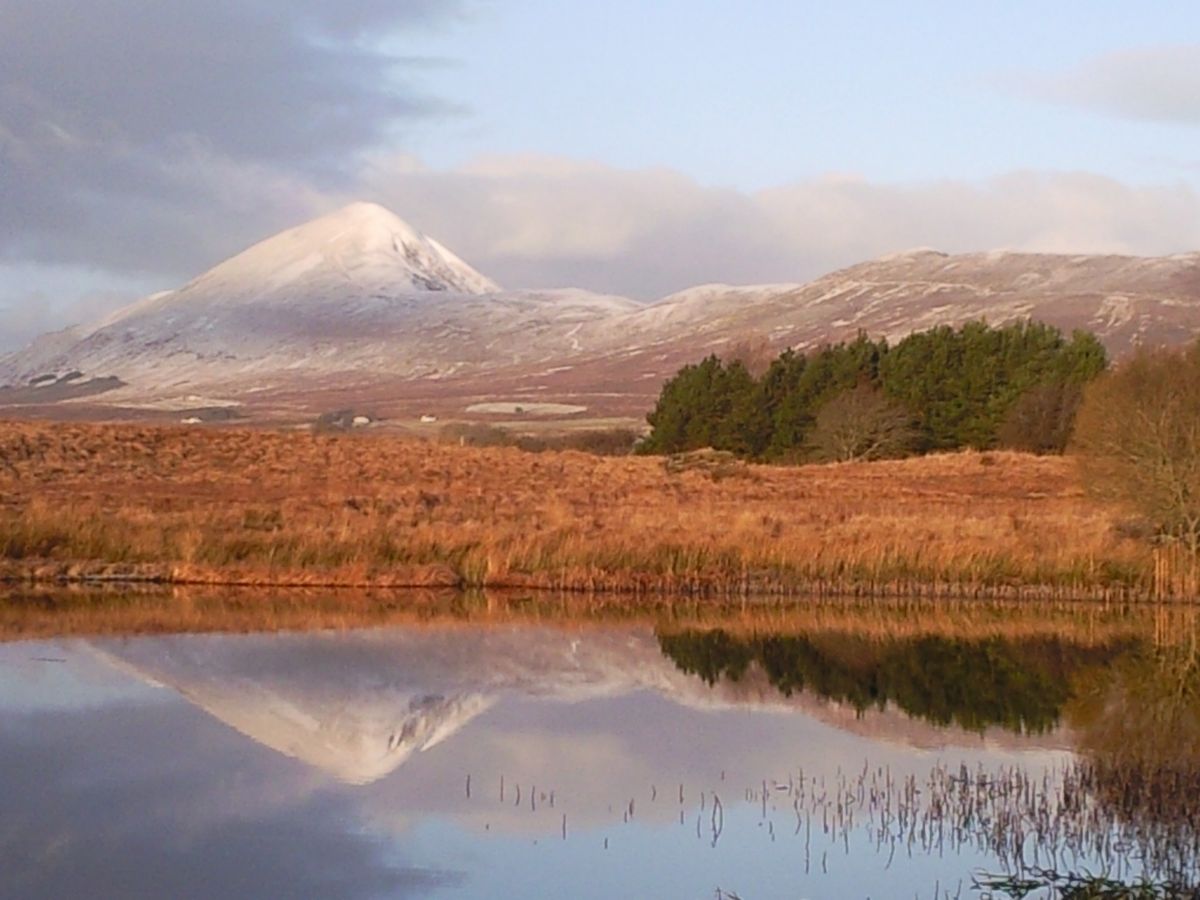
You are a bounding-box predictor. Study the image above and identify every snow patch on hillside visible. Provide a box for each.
[3,204,1199,404]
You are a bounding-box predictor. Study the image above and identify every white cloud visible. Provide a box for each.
[1026,44,1200,125]
[6,3,1199,355]
[4,155,1200,351]
[361,157,1200,299]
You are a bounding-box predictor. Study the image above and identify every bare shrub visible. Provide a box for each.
[807,384,916,463]
[517,428,640,456]
[997,381,1083,454]
[1071,343,1200,553]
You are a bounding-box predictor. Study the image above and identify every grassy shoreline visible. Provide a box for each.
[2,421,1195,600]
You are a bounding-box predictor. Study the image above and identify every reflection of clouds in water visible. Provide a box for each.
[5,625,1157,900]
[0,703,461,900]
[74,625,1078,861]
[77,626,1078,854]
[0,639,166,712]
[85,628,694,785]
[359,690,1068,838]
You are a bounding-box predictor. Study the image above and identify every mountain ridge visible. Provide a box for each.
[4,202,1200,420]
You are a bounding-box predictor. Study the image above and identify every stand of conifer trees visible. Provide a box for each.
[639,320,1107,460]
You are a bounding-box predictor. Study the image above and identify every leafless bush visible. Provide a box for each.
[1071,342,1200,554]
[807,384,916,462]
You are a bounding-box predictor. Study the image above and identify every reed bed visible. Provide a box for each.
[0,420,1185,599]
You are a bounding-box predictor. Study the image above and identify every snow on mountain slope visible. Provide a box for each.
[0,202,638,394]
[3,200,1200,416]
[554,248,1200,404]
[171,200,500,300]
[609,249,1200,355]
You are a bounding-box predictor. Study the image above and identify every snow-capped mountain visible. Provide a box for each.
[0,202,636,396]
[3,202,1200,419]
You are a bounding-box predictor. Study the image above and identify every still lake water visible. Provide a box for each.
[2,610,1198,899]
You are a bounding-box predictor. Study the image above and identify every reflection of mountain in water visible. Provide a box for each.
[91,628,689,783]
[89,627,1121,783]
[91,637,493,784]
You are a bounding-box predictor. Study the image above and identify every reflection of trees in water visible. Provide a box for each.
[658,627,1200,888]
[1065,637,1200,888]
[1069,637,1200,773]
[656,629,1131,734]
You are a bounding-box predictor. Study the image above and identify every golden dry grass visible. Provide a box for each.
[0,420,1183,599]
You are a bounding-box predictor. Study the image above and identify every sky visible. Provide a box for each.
[2,0,1200,350]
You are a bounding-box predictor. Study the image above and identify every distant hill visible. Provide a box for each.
[3,202,1199,421]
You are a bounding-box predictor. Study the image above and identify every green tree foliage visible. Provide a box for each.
[641,320,1108,461]
[638,356,765,455]
[879,321,1106,451]
[767,333,888,458]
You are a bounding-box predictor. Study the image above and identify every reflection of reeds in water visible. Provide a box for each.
[457,634,1200,893]
[1154,544,1200,603]
[462,760,1200,890]
[4,586,1197,643]
[1070,761,1200,879]
[654,619,1200,884]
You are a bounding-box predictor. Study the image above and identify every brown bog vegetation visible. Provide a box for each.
[0,419,1186,598]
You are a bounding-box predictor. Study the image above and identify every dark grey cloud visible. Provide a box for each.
[0,0,460,163]
[287,0,472,36]
[1029,44,1200,125]
[0,0,468,276]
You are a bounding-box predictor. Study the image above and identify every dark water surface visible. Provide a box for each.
[2,607,1198,899]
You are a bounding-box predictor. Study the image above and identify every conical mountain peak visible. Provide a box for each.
[194,201,500,296]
